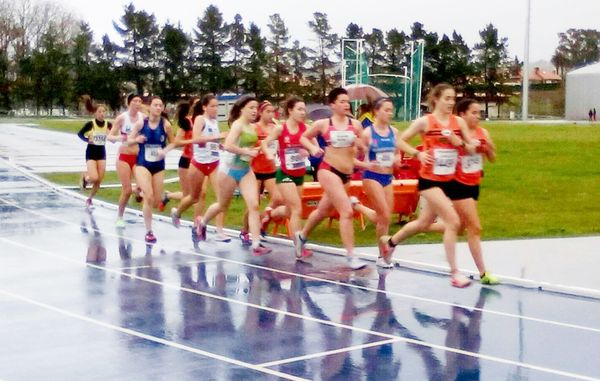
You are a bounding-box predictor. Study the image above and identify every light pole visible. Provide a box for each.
[522,0,531,121]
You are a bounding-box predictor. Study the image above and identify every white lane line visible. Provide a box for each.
[2,196,600,337]
[3,237,600,381]
[257,339,400,367]
[116,259,220,271]
[0,288,309,381]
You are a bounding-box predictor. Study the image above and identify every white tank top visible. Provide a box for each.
[193,117,221,164]
[120,111,144,135]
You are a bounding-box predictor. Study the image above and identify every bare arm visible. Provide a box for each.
[126,119,145,146]
[261,124,283,161]
[300,119,325,156]
[108,114,125,143]
[482,128,496,163]
[398,117,431,165]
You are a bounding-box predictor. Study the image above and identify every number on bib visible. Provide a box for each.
[145,144,161,162]
[284,147,305,170]
[461,154,483,174]
[432,148,458,176]
[375,151,394,168]
[92,134,106,146]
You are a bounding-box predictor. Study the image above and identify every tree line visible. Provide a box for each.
[1,0,599,116]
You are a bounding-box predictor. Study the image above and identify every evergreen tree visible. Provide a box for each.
[474,23,509,117]
[266,13,290,99]
[194,5,229,94]
[308,12,339,103]
[112,3,160,94]
[244,22,268,97]
[158,22,190,102]
[226,14,247,93]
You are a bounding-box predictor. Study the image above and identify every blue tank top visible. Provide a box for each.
[137,118,167,166]
[368,125,396,168]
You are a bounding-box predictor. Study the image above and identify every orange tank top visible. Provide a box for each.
[455,126,488,186]
[418,114,462,182]
[251,122,277,174]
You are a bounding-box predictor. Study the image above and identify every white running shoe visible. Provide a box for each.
[376,256,393,269]
[347,257,367,270]
[294,231,306,259]
[115,218,126,229]
[214,233,231,242]
[170,208,180,228]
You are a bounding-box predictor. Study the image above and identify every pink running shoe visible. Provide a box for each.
[252,245,272,256]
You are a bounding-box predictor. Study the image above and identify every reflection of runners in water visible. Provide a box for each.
[78,97,110,210]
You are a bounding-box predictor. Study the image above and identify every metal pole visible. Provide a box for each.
[409,41,414,119]
[404,66,408,121]
[522,0,531,121]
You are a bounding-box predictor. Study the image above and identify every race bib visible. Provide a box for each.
[284,147,305,171]
[461,153,483,174]
[432,148,458,175]
[145,144,161,162]
[375,150,394,168]
[206,142,220,157]
[329,130,355,148]
[92,133,106,146]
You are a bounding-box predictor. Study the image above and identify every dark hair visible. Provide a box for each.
[228,95,257,126]
[427,83,454,109]
[456,98,478,116]
[82,95,106,114]
[328,87,348,104]
[192,93,217,122]
[188,96,200,107]
[200,93,217,116]
[284,96,304,117]
[176,102,191,131]
[372,97,393,112]
[127,93,141,106]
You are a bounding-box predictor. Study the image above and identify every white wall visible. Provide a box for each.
[565,72,600,120]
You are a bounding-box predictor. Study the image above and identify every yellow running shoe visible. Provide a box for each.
[480,272,500,285]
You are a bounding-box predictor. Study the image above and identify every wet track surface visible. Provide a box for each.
[1,160,600,380]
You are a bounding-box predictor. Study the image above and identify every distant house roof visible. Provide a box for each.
[511,67,562,83]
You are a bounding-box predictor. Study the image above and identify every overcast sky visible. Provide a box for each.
[60,0,600,64]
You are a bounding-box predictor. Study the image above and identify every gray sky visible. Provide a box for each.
[60,0,600,63]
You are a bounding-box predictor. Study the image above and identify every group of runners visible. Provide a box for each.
[78,83,499,287]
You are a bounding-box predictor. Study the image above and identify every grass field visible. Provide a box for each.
[20,118,600,246]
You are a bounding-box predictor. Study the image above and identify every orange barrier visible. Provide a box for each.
[270,179,419,237]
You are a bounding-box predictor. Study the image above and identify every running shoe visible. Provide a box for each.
[158,193,170,212]
[252,244,272,256]
[450,273,472,288]
[296,248,313,261]
[347,257,367,270]
[80,173,88,190]
[196,221,207,241]
[170,208,180,228]
[294,231,307,259]
[480,272,500,285]
[349,195,360,208]
[215,233,232,243]
[115,218,126,229]
[145,231,157,244]
[376,256,394,269]
[239,230,252,246]
[85,198,93,209]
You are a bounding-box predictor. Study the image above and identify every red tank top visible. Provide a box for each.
[251,122,277,174]
[418,114,462,182]
[278,121,307,177]
[455,126,488,186]
[182,117,193,158]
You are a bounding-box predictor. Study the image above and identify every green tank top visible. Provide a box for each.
[233,124,258,166]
